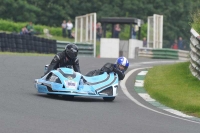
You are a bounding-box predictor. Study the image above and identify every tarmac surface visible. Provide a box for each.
[0,55,200,133]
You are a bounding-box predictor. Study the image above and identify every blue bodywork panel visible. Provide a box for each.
[35,67,119,97]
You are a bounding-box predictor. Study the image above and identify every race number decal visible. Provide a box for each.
[65,80,77,89]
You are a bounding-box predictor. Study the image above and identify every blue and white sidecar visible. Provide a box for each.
[34,67,119,101]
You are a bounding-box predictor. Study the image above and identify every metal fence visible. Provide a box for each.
[137,48,189,60]
[136,28,200,81]
[56,41,94,57]
[189,28,200,80]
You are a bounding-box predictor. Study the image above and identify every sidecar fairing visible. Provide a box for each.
[35,67,119,101]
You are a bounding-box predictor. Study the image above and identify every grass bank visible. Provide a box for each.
[0,52,54,56]
[144,62,200,117]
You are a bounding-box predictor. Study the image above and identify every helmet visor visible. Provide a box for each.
[67,49,78,59]
[118,65,128,72]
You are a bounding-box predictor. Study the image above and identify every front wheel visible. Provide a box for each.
[103,97,115,102]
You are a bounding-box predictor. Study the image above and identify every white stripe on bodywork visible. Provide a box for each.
[112,84,118,96]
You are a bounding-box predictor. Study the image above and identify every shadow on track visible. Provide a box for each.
[34,94,115,103]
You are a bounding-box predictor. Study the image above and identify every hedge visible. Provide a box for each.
[0,19,62,36]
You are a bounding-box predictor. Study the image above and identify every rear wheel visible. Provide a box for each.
[103,97,115,102]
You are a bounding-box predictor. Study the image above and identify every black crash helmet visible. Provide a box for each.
[65,43,79,59]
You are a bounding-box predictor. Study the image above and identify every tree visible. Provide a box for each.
[0,0,40,23]
[0,0,197,48]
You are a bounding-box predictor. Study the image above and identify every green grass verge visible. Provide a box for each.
[38,34,75,42]
[0,52,54,56]
[144,62,200,117]
[96,41,100,57]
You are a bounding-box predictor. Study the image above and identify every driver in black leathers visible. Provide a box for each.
[43,43,80,76]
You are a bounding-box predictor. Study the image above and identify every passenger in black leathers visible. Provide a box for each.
[43,43,80,76]
[85,57,129,81]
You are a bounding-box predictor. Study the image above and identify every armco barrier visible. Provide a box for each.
[0,32,57,54]
[56,41,94,57]
[189,28,200,80]
[152,49,178,59]
[138,48,189,60]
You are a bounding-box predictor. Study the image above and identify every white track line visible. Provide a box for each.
[120,67,200,124]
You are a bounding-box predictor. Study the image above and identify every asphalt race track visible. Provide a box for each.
[1,55,200,133]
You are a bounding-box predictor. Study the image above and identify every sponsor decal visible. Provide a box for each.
[65,79,77,89]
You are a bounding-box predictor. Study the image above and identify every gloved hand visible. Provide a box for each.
[113,67,125,80]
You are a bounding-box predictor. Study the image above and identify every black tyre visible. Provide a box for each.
[103,97,115,102]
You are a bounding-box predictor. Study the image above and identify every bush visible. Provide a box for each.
[0,19,148,40]
[0,19,62,36]
[190,9,200,33]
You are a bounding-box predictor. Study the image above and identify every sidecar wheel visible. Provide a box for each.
[103,97,115,101]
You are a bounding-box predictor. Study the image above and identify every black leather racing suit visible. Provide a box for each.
[85,63,125,80]
[44,50,80,75]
